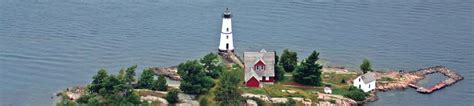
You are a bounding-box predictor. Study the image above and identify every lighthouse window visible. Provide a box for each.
[226,35,228,39]
[226,28,229,32]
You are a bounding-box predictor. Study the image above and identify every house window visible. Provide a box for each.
[359,78,361,82]
[369,84,371,88]
[359,85,361,89]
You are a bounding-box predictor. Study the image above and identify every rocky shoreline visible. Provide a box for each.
[56,65,464,105]
[151,66,181,81]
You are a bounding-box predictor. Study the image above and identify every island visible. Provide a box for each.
[55,9,464,106]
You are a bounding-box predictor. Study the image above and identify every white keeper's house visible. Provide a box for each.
[353,72,376,92]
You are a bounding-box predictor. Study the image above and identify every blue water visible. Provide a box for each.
[0,0,473,105]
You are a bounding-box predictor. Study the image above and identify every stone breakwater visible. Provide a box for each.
[376,66,463,94]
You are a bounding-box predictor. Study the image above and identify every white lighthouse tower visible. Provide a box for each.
[218,8,234,52]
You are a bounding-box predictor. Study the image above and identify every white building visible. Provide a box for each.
[218,8,234,52]
[324,87,332,94]
[353,72,376,92]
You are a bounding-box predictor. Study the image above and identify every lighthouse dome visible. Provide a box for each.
[223,8,232,18]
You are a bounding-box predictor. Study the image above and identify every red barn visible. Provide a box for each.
[244,49,275,87]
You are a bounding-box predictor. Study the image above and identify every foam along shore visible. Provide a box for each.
[376,66,463,94]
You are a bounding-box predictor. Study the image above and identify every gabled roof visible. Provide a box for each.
[254,58,266,66]
[245,68,262,82]
[244,49,275,81]
[360,72,376,84]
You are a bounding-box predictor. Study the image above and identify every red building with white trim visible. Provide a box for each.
[244,49,275,87]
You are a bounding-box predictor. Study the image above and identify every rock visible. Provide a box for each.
[177,93,198,106]
[270,98,288,103]
[242,93,270,102]
[246,99,258,106]
[152,66,182,81]
[157,97,169,105]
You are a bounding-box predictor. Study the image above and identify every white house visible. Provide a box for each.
[353,72,376,92]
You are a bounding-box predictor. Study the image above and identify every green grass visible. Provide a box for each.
[331,86,351,96]
[266,85,312,98]
[322,72,358,86]
[379,77,396,82]
[240,87,267,94]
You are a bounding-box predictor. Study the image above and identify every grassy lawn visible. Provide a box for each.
[331,86,352,96]
[240,84,313,98]
[322,72,358,86]
[264,84,311,98]
[240,86,267,94]
[379,77,396,82]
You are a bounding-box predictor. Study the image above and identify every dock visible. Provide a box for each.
[405,66,463,94]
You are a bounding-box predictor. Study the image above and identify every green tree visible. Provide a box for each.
[124,65,137,85]
[118,68,126,81]
[200,53,222,79]
[178,60,215,95]
[76,94,92,104]
[153,75,168,91]
[293,51,323,86]
[274,52,285,82]
[215,71,242,105]
[101,75,121,96]
[90,69,108,93]
[166,89,180,104]
[280,49,298,72]
[360,59,372,73]
[126,91,141,104]
[79,66,142,105]
[138,68,155,89]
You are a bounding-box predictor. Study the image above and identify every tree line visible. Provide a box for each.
[60,65,172,105]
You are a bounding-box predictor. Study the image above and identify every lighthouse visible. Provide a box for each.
[218,8,234,52]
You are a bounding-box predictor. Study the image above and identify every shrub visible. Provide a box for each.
[341,78,346,84]
[344,86,369,101]
[199,98,208,106]
[153,75,168,91]
[166,89,180,104]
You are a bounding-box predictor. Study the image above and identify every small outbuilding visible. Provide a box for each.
[324,86,332,94]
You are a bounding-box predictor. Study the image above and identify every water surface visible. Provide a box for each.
[0,0,473,105]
